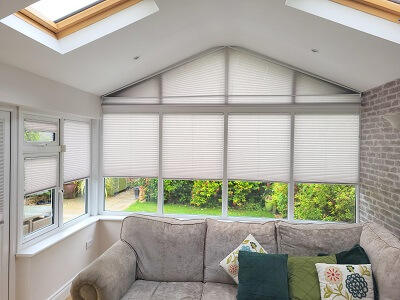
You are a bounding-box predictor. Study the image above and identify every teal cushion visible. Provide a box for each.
[237,251,289,300]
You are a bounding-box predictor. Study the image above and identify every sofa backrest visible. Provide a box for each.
[204,218,277,285]
[276,221,363,256]
[360,222,400,300]
[120,214,206,282]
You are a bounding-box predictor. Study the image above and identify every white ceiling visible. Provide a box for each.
[1,0,400,96]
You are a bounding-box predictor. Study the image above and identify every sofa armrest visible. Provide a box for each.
[70,240,137,300]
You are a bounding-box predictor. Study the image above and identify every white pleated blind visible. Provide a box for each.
[24,119,58,133]
[112,77,160,104]
[295,73,352,96]
[162,49,225,104]
[228,114,291,182]
[64,120,91,183]
[24,156,58,195]
[163,114,224,180]
[294,115,359,184]
[103,114,159,177]
[0,120,4,225]
[228,49,292,104]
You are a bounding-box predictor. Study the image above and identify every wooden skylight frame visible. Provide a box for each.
[332,0,400,23]
[14,0,143,39]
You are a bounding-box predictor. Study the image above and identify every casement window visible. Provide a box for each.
[102,46,361,223]
[21,115,91,244]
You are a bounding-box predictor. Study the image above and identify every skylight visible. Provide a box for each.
[29,0,104,23]
[332,0,400,23]
[13,0,144,39]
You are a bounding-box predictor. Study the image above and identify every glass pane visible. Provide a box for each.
[63,179,87,223]
[104,177,158,213]
[24,119,57,143]
[294,183,356,223]
[23,189,54,236]
[29,0,103,22]
[164,180,222,215]
[228,181,287,219]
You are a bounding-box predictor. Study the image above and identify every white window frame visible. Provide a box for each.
[100,104,361,222]
[18,111,92,250]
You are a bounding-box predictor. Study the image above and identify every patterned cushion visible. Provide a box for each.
[288,255,337,300]
[237,251,289,300]
[220,234,267,284]
[316,263,374,300]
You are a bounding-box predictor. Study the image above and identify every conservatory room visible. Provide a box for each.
[0,0,399,299]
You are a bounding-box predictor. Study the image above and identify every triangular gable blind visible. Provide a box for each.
[294,114,359,184]
[161,49,225,104]
[228,49,293,104]
[111,77,160,104]
[64,120,91,183]
[228,114,291,182]
[24,156,58,195]
[0,120,4,225]
[103,114,159,177]
[163,114,224,180]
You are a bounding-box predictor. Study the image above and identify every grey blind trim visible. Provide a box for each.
[64,120,91,183]
[294,114,360,184]
[24,156,58,195]
[0,120,4,225]
[228,114,291,182]
[24,119,58,133]
[162,114,224,180]
[103,114,159,178]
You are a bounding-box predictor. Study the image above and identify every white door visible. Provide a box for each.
[0,111,10,300]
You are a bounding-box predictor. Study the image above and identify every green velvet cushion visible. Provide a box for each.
[287,255,336,300]
[237,251,289,300]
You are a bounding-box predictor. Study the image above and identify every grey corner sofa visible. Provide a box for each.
[70,214,400,300]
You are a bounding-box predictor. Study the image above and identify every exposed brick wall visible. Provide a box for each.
[360,78,400,238]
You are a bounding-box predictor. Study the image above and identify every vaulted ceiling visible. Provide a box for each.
[1,0,400,96]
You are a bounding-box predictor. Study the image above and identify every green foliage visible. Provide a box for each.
[266,183,288,217]
[164,179,193,204]
[191,180,221,207]
[228,181,266,209]
[294,183,355,222]
[24,130,41,142]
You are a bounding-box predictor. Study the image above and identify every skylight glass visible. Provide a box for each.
[29,0,104,22]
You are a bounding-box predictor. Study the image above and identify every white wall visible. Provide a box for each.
[16,223,100,300]
[0,62,101,119]
[98,219,123,255]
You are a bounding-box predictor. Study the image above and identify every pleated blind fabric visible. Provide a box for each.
[295,73,353,96]
[24,156,58,195]
[24,119,58,133]
[228,49,293,104]
[294,114,359,184]
[112,77,160,104]
[162,49,225,104]
[162,114,224,180]
[228,114,291,182]
[0,120,4,225]
[103,114,159,178]
[64,120,91,183]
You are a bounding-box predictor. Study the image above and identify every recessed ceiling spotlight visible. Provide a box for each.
[133,56,140,60]
[311,49,319,53]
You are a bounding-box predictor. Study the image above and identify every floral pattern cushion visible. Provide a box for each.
[316,263,374,300]
[219,234,267,284]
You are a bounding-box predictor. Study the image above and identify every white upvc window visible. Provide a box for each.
[19,113,91,248]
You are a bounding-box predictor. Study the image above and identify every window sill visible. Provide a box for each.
[16,216,99,258]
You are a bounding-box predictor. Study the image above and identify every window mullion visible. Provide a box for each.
[157,112,163,214]
[58,118,64,229]
[222,112,228,218]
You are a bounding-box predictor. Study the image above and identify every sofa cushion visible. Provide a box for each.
[276,221,363,256]
[288,255,337,300]
[202,282,237,300]
[121,280,203,300]
[121,214,206,282]
[360,222,400,300]
[219,234,267,284]
[237,251,289,300]
[204,218,277,284]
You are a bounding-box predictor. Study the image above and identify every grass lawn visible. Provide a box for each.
[125,201,275,218]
